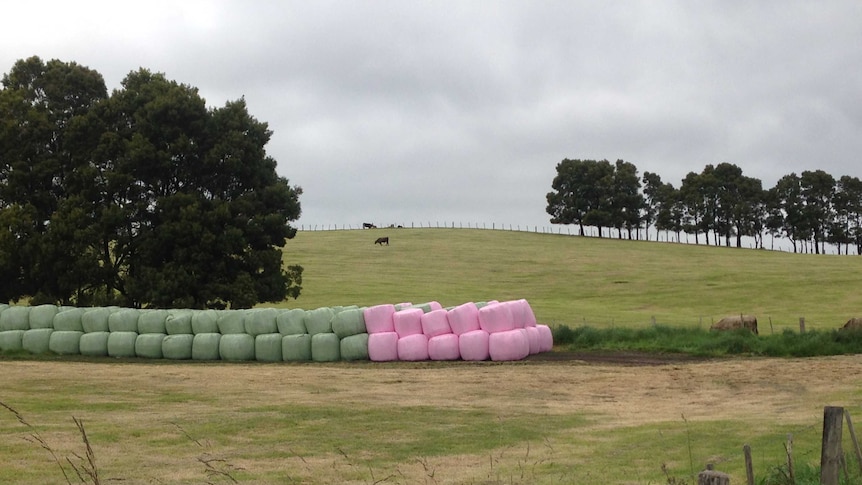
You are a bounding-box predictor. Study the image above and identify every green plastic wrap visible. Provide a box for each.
[192,333,222,360]
[108,309,140,333]
[0,330,25,351]
[304,307,335,336]
[138,310,169,334]
[282,334,312,361]
[135,333,166,359]
[29,304,59,329]
[79,332,110,356]
[165,312,193,335]
[53,308,85,331]
[219,334,255,361]
[331,308,366,339]
[22,328,53,354]
[0,306,30,331]
[340,333,369,361]
[276,309,306,335]
[311,333,340,362]
[254,333,283,362]
[217,311,245,334]
[191,310,219,334]
[49,331,84,355]
[162,334,194,360]
[107,332,138,358]
[82,308,111,333]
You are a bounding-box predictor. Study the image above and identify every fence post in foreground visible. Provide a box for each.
[799,317,806,333]
[821,406,844,485]
[743,444,755,485]
[845,409,862,475]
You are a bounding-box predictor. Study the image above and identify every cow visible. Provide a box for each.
[842,317,862,331]
[374,237,389,246]
[362,222,376,229]
[710,314,758,334]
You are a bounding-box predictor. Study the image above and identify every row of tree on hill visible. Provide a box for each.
[546,158,862,255]
[0,56,303,308]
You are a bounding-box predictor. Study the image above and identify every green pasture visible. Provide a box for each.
[281,228,862,331]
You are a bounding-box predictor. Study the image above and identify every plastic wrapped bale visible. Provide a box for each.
[23,328,53,354]
[304,307,335,336]
[394,308,424,337]
[447,302,480,336]
[420,309,451,338]
[217,311,245,334]
[107,332,138,358]
[397,333,429,361]
[135,333,166,359]
[108,309,140,333]
[29,304,58,329]
[165,312,193,335]
[138,310,169,334]
[501,300,528,328]
[394,302,413,311]
[82,308,111,333]
[276,309,306,335]
[255,333,283,362]
[0,330,25,351]
[53,308,85,332]
[245,308,278,337]
[525,326,541,355]
[162,334,194,360]
[192,333,222,360]
[363,304,396,334]
[428,333,461,361]
[340,333,369,361]
[332,307,366,339]
[311,332,340,362]
[47,331,82,355]
[282,334,312,362]
[368,332,398,362]
[478,302,515,334]
[79,332,110,356]
[191,310,219,334]
[489,329,530,361]
[521,299,538,327]
[537,324,554,352]
[0,306,31,331]
[459,329,490,361]
[219,334,255,361]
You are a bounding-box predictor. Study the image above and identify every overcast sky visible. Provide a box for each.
[3,1,861,230]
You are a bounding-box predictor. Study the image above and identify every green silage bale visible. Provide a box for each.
[192,333,221,360]
[331,307,366,339]
[304,307,335,336]
[219,334,255,361]
[340,333,369,361]
[246,308,278,336]
[311,333,340,362]
[0,330,25,351]
[276,308,306,335]
[23,328,53,354]
[135,333,166,359]
[162,334,194,360]
[53,308,85,331]
[191,310,219,334]
[217,311,245,334]
[165,312,193,335]
[255,333,283,362]
[79,332,110,356]
[107,332,138,358]
[0,306,30,331]
[282,334,312,361]
[49,331,84,355]
[82,308,111,333]
[108,309,140,333]
[29,304,58,329]
[138,310,169,334]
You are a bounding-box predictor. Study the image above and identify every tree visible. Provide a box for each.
[546,159,614,237]
[800,170,836,255]
[767,173,806,253]
[609,160,643,240]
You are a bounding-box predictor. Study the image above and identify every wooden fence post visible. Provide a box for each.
[743,444,755,485]
[844,409,862,476]
[821,406,844,485]
[799,317,806,333]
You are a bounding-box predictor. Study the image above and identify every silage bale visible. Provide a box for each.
[394,302,413,311]
[0,306,31,331]
[276,308,307,335]
[162,334,194,360]
[428,333,461,361]
[536,324,554,352]
[165,312,193,335]
[521,299,538,327]
[448,302,480,335]
[411,302,441,313]
[135,333,166,359]
[311,332,340,362]
[29,304,59,329]
[304,307,335,336]
[420,309,451,338]
[217,311,245,334]
[138,310,169,334]
[459,329,490,361]
[0,330,26,351]
[107,332,138,358]
[489,329,530,361]
[219,333,255,361]
[525,326,541,355]
[394,308,424,337]
[331,307,366,339]
[192,333,222,360]
[397,333,429,361]
[255,333,283,362]
[191,310,219,334]
[282,334,312,361]
[478,302,515,334]
[363,304,396,334]
[82,308,111,333]
[53,308,85,331]
[246,308,278,336]
[108,309,140,333]
[340,333,369,361]
[368,332,398,361]
[49,331,84,355]
[79,332,110,356]
[22,328,53,354]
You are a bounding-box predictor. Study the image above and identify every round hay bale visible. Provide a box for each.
[192,333,222,360]
[459,329,490,361]
[340,333,369,361]
[217,311,245,334]
[49,331,84,355]
[332,307,366,339]
[107,332,138,358]
[22,328,53,354]
[489,329,530,361]
[165,312,193,335]
[246,308,278,337]
[108,309,140,333]
[428,333,461,361]
[135,333,166,359]
[29,304,59,329]
[255,333,283,362]
[394,308,424,337]
[502,300,529,328]
[276,308,307,335]
[311,332,340,362]
[282,334,312,361]
[162,334,194,360]
[53,308,85,331]
[421,309,451,338]
[138,310,169,334]
[397,333,429,361]
[363,304,396,334]
[0,306,31,331]
[368,332,398,361]
[219,334,255,361]
[82,308,111,333]
[79,332,110,356]
[521,299,538,327]
[478,303,515,334]
[448,302,480,335]
[0,330,26,351]
[191,310,219,334]
[525,326,540,355]
[536,324,554,352]
[304,307,335,336]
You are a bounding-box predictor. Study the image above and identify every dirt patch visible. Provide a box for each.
[525,350,710,365]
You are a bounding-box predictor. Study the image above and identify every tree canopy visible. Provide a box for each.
[0,56,303,308]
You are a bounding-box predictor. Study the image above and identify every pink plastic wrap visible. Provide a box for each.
[447,302,480,335]
[363,304,396,334]
[420,309,451,338]
[393,308,424,337]
[536,324,553,352]
[521,299,538,327]
[478,302,515,334]
[428,333,461,361]
[459,329,490,361]
[368,332,399,361]
[502,300,527,328]
[525,326,541,354]
[397,333,429,361]
[489,329,530,361]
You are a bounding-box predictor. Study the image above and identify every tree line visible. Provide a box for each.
[546,158,862,255]
[0,56,303,308]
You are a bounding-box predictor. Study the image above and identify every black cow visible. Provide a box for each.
[362,222,376,229]
[374,237,389,246]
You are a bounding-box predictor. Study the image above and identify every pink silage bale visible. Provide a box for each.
[394,308,424,337]
[427,301,443,311]
[478,302,515,334]
[364,304,396,334]
[420,309,451,338]
[397,333,429,361]
[368,332,399,361]
[522,299,538,327]
[459,329,490,361]
[525,326,541,354]
[536,324,553,352]
[489,329,530,361]
[503,300,528,328]
[447,302,480,335]
[428,333,460,361]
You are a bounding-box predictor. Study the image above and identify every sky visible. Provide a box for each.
[2,1,861,231]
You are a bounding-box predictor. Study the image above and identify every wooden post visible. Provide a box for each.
[821,406,845,485]
[799,317,806,333]
[785,434,795,484]
[743,444,755,485]
[845,409,862,475]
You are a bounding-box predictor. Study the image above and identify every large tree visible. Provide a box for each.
[546,159,614,237]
